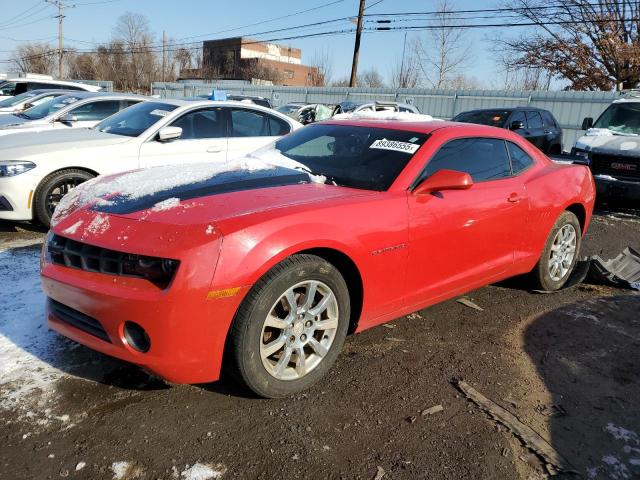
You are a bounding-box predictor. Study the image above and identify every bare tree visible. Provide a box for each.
[11,43,55,75]
[499,0,640,90]
[448,74,484,90]
[112,12,158,92]
[360,68,385,87]
[308,49,333,86]
[66,51,98,79]
[412,0,472,88]
[390,36,421,89]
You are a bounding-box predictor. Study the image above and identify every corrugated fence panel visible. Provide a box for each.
[150,82,622,150]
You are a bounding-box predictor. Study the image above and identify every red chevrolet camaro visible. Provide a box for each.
[40,118,595,397]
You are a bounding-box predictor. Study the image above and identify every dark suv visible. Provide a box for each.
[453,107,562,154]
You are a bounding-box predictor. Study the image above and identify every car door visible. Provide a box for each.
[54,99,122,129]
[405,136,529,308]
[524,110,545,149]
[226,107,292,159]
[541,110,562,153]
[138,106,228,168]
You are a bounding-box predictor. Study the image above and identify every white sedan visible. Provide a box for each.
[0,99,302,225]
[0,92,148,136]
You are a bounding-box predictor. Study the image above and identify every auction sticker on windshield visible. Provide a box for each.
[150,109,170,117]
[370,138,420,154]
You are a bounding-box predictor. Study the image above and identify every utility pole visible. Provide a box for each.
[349,0,366,87]
[162,30,167,83]
[46,0,65,78]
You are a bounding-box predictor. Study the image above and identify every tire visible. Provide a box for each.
[34,169,95,227]
[228,254,350,398]
[528,211,581,291]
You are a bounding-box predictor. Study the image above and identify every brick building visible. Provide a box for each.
[200,37,320,87]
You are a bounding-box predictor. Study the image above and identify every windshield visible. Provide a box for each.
[0,91,37,108]
[95,101,177,137]
[453,110,511,127]
[593,102,640,135]
[269,124,429,191]
[20,94,80,120]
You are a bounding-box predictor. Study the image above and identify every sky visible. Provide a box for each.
[0,0,522,87]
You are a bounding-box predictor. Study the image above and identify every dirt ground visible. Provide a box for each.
[1,204,639,480]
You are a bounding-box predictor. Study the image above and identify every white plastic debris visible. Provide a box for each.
[180,463,225,480]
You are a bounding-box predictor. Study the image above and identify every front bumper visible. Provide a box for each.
[41,213,245,384]
[0,173,39,221]
[594,175,640,201]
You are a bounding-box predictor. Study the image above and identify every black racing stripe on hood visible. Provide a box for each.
[92,167,310,215]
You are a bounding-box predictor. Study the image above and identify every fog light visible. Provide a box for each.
[124,321,150,353]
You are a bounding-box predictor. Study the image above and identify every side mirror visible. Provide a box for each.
[413,169,473,195]
[581,117,594,130]
[57,113,77,123]
[509,120,525,131]
[157,126,182,142]
[22,102,34,110]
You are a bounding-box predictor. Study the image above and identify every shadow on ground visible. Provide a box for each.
[523,295,640,478]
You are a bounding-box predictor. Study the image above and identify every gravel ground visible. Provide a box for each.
[0,206,639,480]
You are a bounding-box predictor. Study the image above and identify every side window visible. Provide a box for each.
[171,108,224,139]
[0,82,17,96]
[526,111,543,129]
[122,100,140,109]
[542,111,557,128]
[507,142,535,174]
[422,138,511,183]
[14,83,28,95]
[268,116,291,136]
[69,100,121,121]
[230,108,272,137]
[509,110,527,128]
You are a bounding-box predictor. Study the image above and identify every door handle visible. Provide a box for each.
[507,193,521,203]
[207,146,222,153]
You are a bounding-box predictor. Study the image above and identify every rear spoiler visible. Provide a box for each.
[548,154,591,166]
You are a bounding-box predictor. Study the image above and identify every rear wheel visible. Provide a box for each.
[228,254,350,398]
[528,211,581,291]
[34,169,94,227]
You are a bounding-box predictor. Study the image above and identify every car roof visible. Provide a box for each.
[321,118,528,137]
[456,106,551,114]
[1,78,101,91]
[21,89,75,95]
[53,91,149,100]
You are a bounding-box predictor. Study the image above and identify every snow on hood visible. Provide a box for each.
[585,128,616,137]
[575,132,640,153]
[51,152,325,226]
[332,111,440,122]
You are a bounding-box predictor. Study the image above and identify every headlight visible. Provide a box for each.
[0,160,36,177]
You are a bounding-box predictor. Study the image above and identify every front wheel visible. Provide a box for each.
[528,211,581,291]
[34,169,95,227]
[228,254,350,398]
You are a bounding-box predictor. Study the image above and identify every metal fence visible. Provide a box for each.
[151,82,619,150]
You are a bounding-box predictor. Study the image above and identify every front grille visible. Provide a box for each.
[47,234,178,288]
[591,153,640,180]
[48,298,111,343]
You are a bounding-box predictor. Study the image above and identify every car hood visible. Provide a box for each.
[51,158,372,231]
[575,130,640,156]
[0,129,132,159]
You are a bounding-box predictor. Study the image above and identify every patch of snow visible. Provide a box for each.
[205,225,214,235]
[152,197,181,212]
[111,461,131,480]
[76,462,86,471]
[62,220,83,235]
[595,174,619,182]
[84,214,110,236]
[332,111,440,122]
[51,158,276,226]
[586,128,615,137]
[607,424,640,444]
[181,463,225,480]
